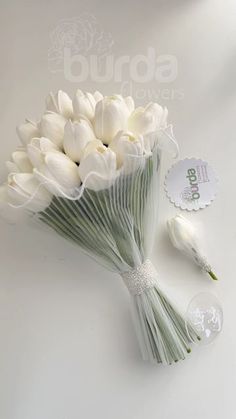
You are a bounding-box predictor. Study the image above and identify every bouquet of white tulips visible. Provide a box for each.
[0,90,199,365]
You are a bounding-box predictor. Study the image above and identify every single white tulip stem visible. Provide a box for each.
[167,215,218,281]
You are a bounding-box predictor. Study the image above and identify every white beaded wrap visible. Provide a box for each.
[121,259,157,296]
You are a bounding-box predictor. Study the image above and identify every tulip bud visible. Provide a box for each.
[82,139,104,160]
[6,151,33,173]
[16,119,40,146]
[124,96,135,113]
[27,137,59,169]
[73,89,97,121]
[167,215,218,280]
[128,102,168,136]
[5,161,19,174]
[46,90,73,119]
[40,112,67,148]
[63,119,96,162]
[94,96,130,144]
[7,173,52,212]
[109,130,144,169]
[93,91,103,103]
[78,144,117,191]
[34,151,81,197]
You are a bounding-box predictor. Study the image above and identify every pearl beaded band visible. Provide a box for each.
[121,259,157,296]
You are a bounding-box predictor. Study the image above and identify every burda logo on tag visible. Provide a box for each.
[165,158,218,211]
[186,168,200,200]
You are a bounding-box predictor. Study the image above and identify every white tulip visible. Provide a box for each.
[73,89,100,121]
[46,90,73,119]
[7,173,52,212]
[27,137,59,169]
[167,215,218,280]
[106,94,134,113]
[109,130,144,170]
[93,90,103,103]
[81,139,104,160]
[63,118,96,162]
[6,151,33,173]
[167,215,197,252]
[16,119,40,146]
[94,95,131,144]
[124,96,135,113]
[34,151,81,197]
[6,161,19,173]
[78,144,117,191]
[40,112,67,148]
[143,124,178,156]
[128,102,168,136]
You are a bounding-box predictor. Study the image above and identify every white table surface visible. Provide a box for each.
[0,1,236,418]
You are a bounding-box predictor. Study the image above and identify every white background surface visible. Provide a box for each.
[0,1,236,418]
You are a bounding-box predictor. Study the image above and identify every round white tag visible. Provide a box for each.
[164,158,218,210]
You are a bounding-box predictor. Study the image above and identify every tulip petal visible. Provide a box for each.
[44,152,81,190]
[73,89,96,121]
[93,91,103,103]
[79,147,117,191]
[94,97,130,144]
[12,151,33,173]
[40,112,67,147]
[81,139,104,159]
[31,137,59,152]
[124,96,135,113]
[63,119,96,162]
[6,161,20,173]
[109,130,144,169]
[46,90,73,119]
[27,144,44,169]
[16,120,40,146]
[27,137,59,169]
[7,173,51,212]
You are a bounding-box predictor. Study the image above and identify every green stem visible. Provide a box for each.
[207,270,218,281]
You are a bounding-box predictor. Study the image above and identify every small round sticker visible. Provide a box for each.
[164,158,218,211]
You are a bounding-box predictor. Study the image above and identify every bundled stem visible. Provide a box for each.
[131,285,200,364]
[38,147,198,364]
